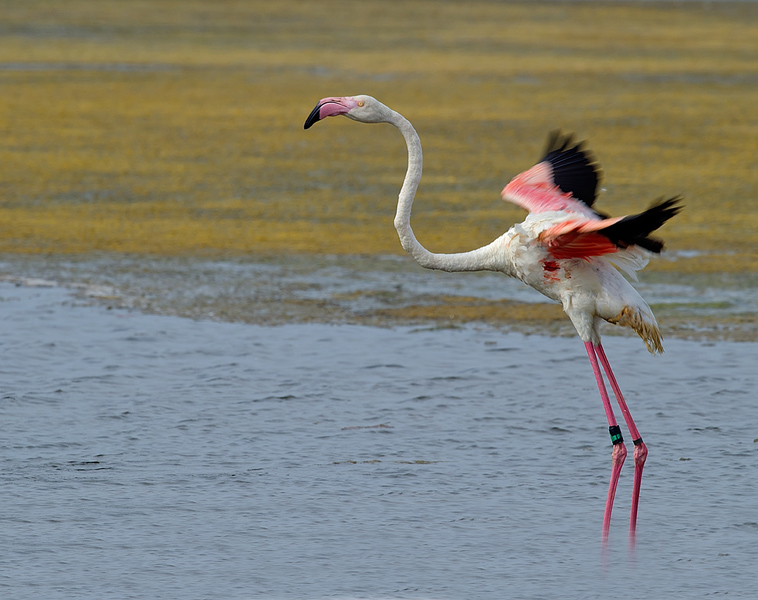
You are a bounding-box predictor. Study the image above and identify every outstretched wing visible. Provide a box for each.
[502,131,682,259]
[540,197,683,259]
[502,131,602,219]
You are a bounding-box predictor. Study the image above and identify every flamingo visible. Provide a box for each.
[304,95,681,540]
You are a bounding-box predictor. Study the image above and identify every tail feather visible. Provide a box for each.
[603,247,650,281]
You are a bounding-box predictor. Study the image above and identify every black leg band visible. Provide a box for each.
[609,425,624,445]
[633,437,644,446]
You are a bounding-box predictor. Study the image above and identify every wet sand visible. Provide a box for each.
[2,252,757,343]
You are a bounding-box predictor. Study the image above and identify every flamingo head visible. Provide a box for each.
[304,95,386,129]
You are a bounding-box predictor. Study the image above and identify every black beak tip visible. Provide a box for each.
[304,104,323,130]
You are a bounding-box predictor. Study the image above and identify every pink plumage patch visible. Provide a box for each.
[539,218,624,259]
[544,231,619,259]
[502,163,599,219]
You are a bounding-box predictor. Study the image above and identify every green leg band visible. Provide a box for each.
[609,425,624,445]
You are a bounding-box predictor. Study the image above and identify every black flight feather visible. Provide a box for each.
[540,131,601,209]
[597,196,683,254]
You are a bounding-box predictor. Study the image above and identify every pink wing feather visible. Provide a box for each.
[502,162,600,220]
[501,132,681,260]
[538,217,625,259]
[501,135,619,259]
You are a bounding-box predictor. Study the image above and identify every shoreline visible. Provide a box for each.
[2,252,756,344]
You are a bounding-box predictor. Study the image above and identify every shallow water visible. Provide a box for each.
[2,280,757,599]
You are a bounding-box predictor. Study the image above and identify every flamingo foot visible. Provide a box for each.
[602,439,627,541]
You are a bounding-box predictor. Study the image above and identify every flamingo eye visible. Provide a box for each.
[357,101,364,107]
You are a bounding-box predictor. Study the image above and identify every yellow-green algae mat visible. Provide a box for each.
[1,1,757,340]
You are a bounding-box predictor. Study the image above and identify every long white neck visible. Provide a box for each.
[386,109,508,273]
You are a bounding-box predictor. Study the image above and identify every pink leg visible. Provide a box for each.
[595,343,647,537]
[584,342,627,541]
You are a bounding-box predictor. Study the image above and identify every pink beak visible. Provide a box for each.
[304,97,354,129]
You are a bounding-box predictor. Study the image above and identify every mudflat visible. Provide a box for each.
[1,1,756,336]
